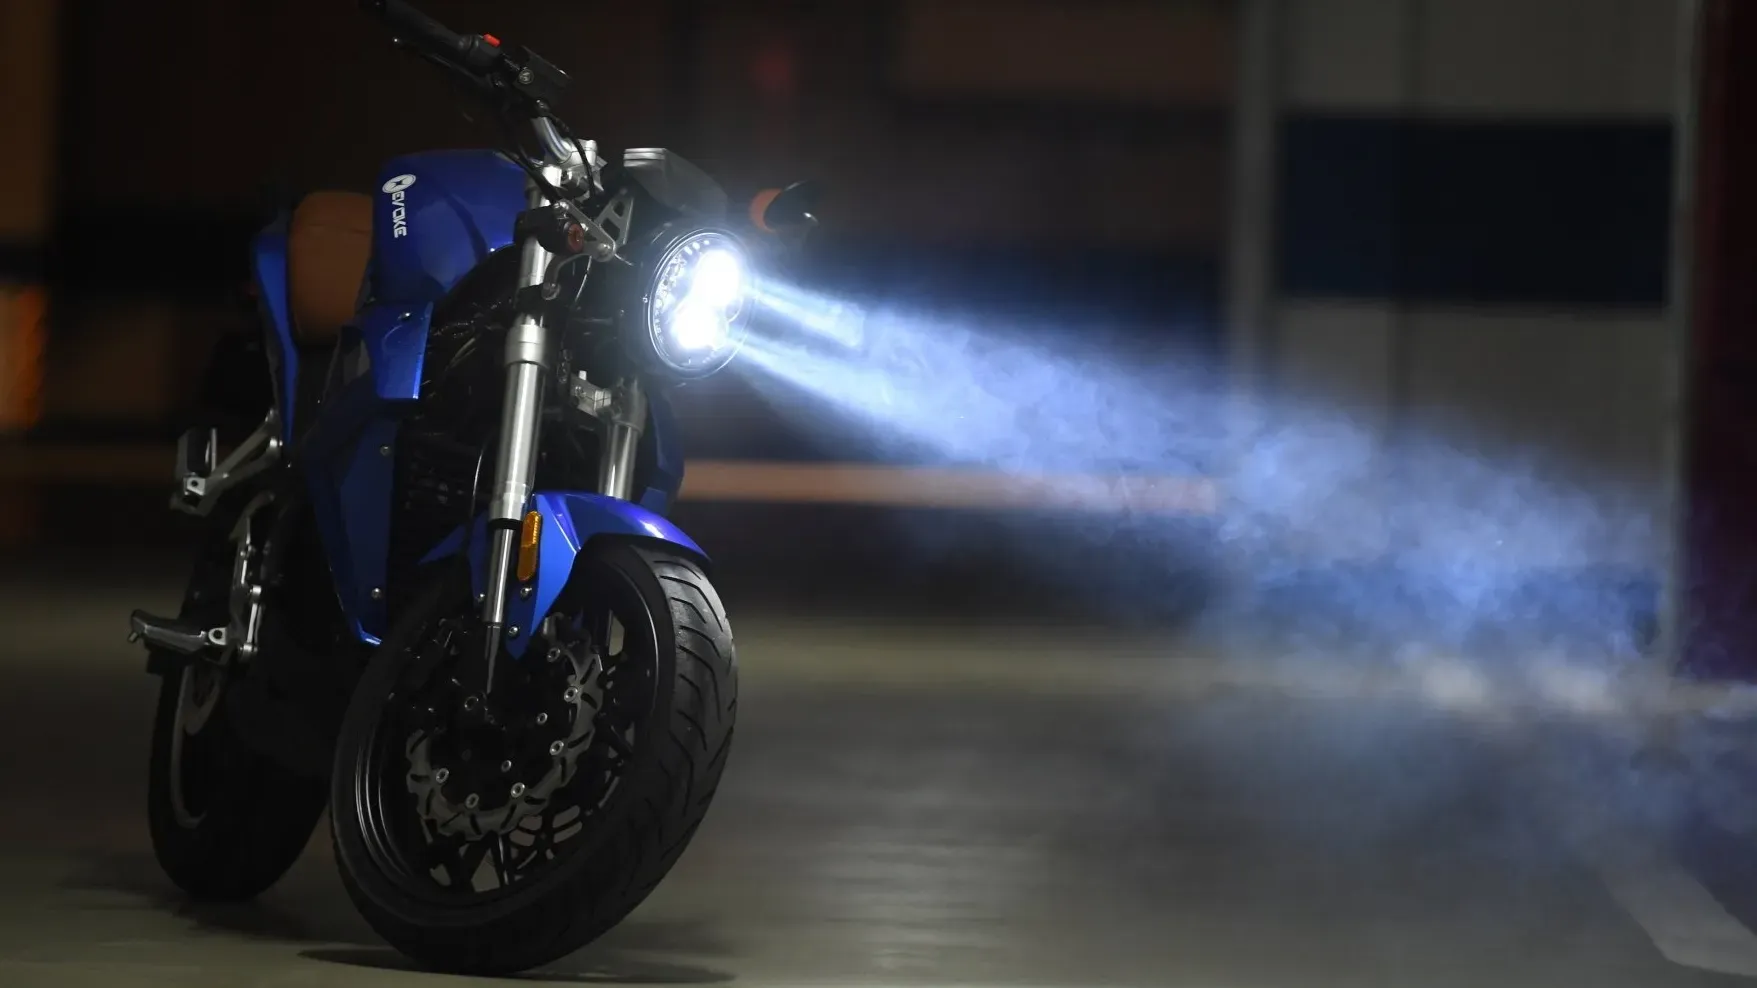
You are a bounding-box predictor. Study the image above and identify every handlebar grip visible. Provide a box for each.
[361,0,496,69]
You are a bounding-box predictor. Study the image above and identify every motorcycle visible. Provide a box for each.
[127,0,817,974]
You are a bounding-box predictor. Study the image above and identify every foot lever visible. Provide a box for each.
[128,610,227,655]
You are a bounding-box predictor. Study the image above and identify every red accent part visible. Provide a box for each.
[482,33,501,48]
[564,222,586,254]
[749,189,782,234]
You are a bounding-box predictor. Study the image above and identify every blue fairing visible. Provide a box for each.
[285,151,525,645]
[274,145,703,650]
[299,301,438,643]
[249,222,299,442]
[372,150,528,304]
[421,492,707,659]
[355,302,434,401]
[302,367,399,644]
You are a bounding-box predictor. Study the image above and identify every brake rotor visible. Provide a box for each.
[403,625,605,838]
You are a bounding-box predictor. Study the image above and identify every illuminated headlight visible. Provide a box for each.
[638,230,752,377]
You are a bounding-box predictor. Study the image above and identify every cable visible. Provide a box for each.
[550,116,602,193]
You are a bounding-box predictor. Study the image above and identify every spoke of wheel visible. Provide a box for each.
[515,809,558,876]
[447,837,492,890]
[490,835,513,888]
[599,727,635,761]
[414,810,439,848]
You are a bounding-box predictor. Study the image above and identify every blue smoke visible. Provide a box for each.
[740,295,1664,661]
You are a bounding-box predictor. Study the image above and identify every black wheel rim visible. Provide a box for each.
[166,543,237,830]
[351,561,659,909]
[168,661,227,827]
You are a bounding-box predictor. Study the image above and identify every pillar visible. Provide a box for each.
[1678,0,1757,680]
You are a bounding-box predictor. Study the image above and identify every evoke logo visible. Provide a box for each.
[382,174,417,238]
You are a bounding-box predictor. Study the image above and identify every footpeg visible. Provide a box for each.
[129,609,227,655]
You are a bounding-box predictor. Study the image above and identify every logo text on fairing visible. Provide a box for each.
[382,174,417,238]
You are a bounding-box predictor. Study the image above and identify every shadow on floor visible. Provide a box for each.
[63,849,737,983]
[301,946,734,984]
[61,849,368,946]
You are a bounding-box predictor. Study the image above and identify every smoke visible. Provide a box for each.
[741,295,1664,667]
[735,289,1754,925]
[744,301,1209,476]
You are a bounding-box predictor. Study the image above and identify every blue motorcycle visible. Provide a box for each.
[128,1,816,973]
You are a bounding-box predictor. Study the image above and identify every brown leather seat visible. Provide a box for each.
[287,191,373,346]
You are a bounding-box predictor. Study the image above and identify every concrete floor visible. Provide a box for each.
[1,563,1755,986]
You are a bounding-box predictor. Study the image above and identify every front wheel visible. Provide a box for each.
[329,543,737,976]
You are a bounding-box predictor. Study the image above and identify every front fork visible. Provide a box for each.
[477,174,643,693]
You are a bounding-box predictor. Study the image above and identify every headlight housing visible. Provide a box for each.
[626,227,752,379]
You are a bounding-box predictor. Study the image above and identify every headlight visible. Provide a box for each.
[633,229,752,378]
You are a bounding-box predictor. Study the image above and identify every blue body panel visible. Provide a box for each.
[251,145,697,650]
[356,302,434,401]
[301,364,399,644]
[421,492,707,659]
[372,150,528,305]
[295,149,525,641]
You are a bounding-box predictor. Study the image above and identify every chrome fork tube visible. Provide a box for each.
[597,379,647,501]
[478,171,559,693]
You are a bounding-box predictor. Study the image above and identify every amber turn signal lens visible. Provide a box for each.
[749,188,782,233]
[516,510,541,583]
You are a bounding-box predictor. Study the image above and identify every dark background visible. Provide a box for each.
[24,0,1231,441]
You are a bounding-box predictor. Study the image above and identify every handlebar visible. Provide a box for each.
[360,0,503,74]
[361,0,583,181]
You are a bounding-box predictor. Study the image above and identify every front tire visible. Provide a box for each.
[330,543,737,975]
[146,519,330,902]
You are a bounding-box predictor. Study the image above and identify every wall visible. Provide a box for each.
[681,0,1232,248]
[1261,0,1680,588]
[35,0,1235,443]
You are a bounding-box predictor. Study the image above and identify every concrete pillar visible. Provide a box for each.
[1657,0,1701,672]
[1266,0,1422,565]
[1225,0,1282,476]
[1219,0,1287,620]
[1677,0,1757,680]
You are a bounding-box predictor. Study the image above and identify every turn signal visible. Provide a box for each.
[516,510,541,583]
[748,188,782,233]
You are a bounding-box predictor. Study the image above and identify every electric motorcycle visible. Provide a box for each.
[127,0,817,974]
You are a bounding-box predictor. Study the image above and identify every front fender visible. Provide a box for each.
[420,491,707,658]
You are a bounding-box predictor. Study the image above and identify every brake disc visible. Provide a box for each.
[404,631,605,838]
